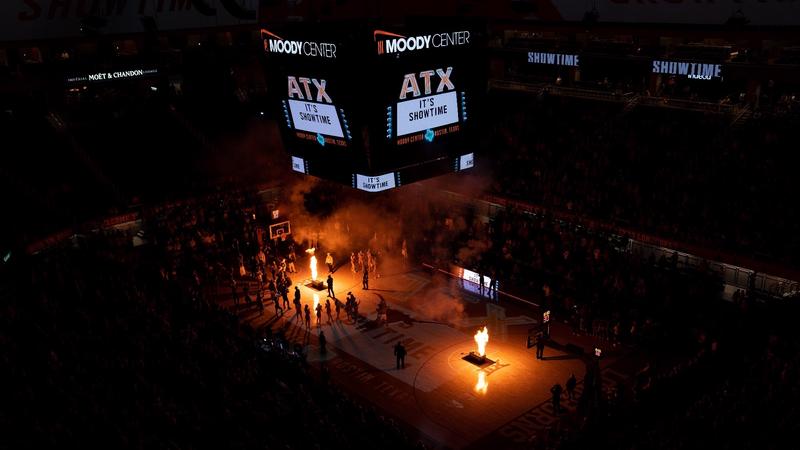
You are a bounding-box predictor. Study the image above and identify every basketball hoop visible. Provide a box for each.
[269,221,291,240]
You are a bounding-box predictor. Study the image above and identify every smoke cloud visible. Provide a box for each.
[197,113,503,327]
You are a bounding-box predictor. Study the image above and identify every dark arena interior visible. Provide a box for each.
[3,1,800,449]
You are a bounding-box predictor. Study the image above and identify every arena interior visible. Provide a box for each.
[2,1,800,449]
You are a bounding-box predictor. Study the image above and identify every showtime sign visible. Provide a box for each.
[375,30,470,55]
[527,52,580,67]
[652,60,722,80]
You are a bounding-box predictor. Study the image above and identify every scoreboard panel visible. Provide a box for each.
[263,21,484,191]
[263,25,357,185]
[369,25,479,179]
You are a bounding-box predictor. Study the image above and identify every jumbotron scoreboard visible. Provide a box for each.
[262,27,355,184]
[262,22,483,192]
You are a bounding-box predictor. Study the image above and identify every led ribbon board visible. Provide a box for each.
[354,173,397,192]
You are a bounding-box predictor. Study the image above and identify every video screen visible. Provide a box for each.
[284,76,350,145]
[263,26,357,185]
[458,267,498,299]
[394,71,462,140]
[264,23,484,190]
[288,99,343,138]
[371,27,480,174]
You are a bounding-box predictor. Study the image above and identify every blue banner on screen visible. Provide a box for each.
[288,100,344,137]
[396,91,459,137]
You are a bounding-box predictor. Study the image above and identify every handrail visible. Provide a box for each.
[638,96,738,114]
[489,77,745,115]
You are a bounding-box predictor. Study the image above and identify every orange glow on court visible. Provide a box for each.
[475,371,488,395]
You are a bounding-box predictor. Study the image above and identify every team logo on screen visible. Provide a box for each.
[285,75,348,142]
[261,29,337,59]
[287,76,332,103]
[374,30,470,55]
[399,67,454,99]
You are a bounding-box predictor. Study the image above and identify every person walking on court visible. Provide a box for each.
[345,292,355,320]
[319,330,327,355]
[281,287,290,311]
[551,383,563,414]
[352,295,360,319]
[326,252,334,273]
[327,274,335,298]
[325,298,333,324]
[394,342,407,369]
[536,334,546,359]
[294,286,301,313]
[566,374,577,400]
[362,267,369,290]
[304,304,311,329]
[315,302,323,328]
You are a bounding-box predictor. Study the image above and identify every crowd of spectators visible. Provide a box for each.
[6,28,800,450]
[1,191,425,450]
[486,92,800,266]
[4,175,798,449]
[419,203,724,354]
[419,198,800,450]
[415,186,800,449]
[594,300,800,450]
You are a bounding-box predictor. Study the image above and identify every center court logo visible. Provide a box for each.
[374,29,471,55]
[261,29,337,59]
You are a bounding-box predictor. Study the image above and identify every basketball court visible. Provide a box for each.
[215,253,639,449]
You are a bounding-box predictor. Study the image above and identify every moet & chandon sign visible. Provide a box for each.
[66,68,158,84]
[261,29,337,59]
[652,60,722,81]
